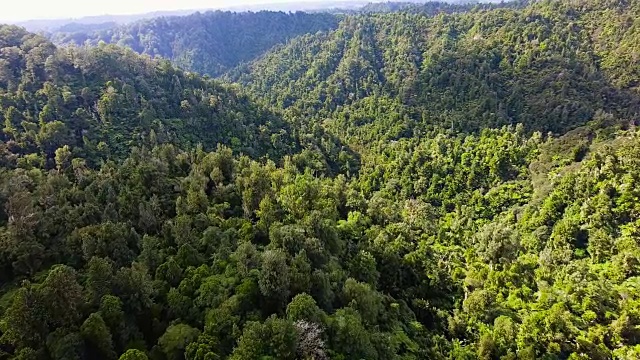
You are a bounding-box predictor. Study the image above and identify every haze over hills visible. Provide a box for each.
[1,0,640,359]
[13,10,201,33]
[49,1,516,78]
[50,11,340,77]
[12,0,436,32]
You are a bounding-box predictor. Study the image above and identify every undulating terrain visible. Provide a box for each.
[50,11,339,77]
[1,0,640,359]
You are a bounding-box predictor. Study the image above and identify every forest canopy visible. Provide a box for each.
[1,0,640,359]
[50,11,339,77]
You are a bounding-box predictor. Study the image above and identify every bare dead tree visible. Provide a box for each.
[295,320,328,360]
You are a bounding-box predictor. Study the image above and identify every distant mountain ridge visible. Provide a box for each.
[47,1,506,79]
[13,9,199,32]
[50,11,340,77]
[12,0,429,32]
[226,0,639,135]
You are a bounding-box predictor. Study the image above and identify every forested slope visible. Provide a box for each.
[0,25,305,167]
[51,11,340,77]
[1,0,640,359]
[227,0,640,134]
[357,0,525,14]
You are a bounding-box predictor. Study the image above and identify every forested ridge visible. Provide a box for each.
[48,2,524,78]
[0,25,310,164]
[50,11,340,77]
[227,0,640,135]
[1,0,640,359]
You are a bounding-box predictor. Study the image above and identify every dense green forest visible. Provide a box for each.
[356,0,524,14]
[1,0,640,359]
[227,0,639,135]
[50,11,339,77]
[48,2,523,78]
[0,24,322,163]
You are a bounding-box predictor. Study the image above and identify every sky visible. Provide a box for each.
[1,0,322,22]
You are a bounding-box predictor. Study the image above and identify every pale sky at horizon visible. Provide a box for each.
[1,0,327,22]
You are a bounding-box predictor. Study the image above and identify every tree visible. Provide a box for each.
[40,265,84,329]
[81,313,116,360]
[54,145,72,172]
[234,241,260,277]
[36,121,71,157]
[473,222,520,270]
[99,295,125,335]
[158,324,201,360]
[0,285,47,349]
[295,320,328,360]
[341,278,383,325]
[327,308,375,360]
[286,293,326,325]
[259,249,290,312]
[230,316,298,360]
[290,250,312,296]
[73,223,137,268]
[155,257,183,287]
[114,262,154,313]
[12,348,40,360]
[118,349,149,360]
[86,257,115,305]
[46,330,85,360]
[3,106,22,134]
[348,250,379,286]
[185,334,221,360]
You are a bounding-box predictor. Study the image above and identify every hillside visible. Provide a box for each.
[48,2,524,79]
[1,1,640,359]
[227,0,640,135]
[0,25,306,168]
[15,1,398,32]
[356,0,524,14]
[51,11,340,77]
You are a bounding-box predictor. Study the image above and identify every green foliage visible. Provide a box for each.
[228,0,640,135]
[118,349,148,360]
[52,11,339,77]
[230,316,298,360]
[259,249,291,312]
[0,26,299,165]
[158,324,201,360]
[81,313,116,360]
[1,1,640,359]
[286,293,327,324]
